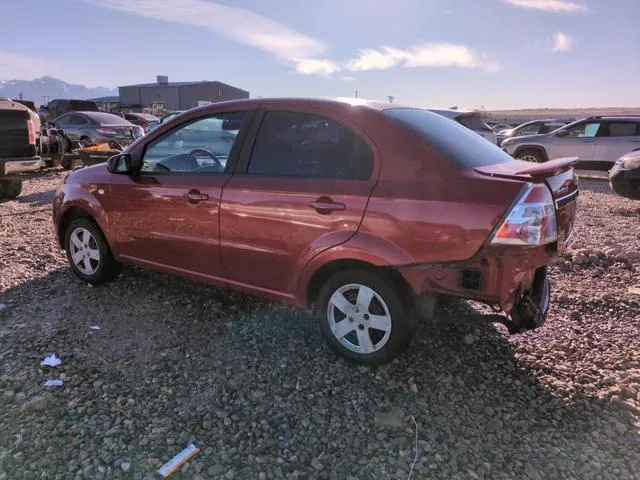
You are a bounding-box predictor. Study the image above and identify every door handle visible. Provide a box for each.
[583,138,596,143]
[308,197,346,214]
[184,190,210,204]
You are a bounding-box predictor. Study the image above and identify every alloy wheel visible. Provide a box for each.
[69,227,101,275]
[327,283,392,354]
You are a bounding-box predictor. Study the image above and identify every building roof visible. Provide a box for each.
[118,80,248,94]
[88,96,119,102]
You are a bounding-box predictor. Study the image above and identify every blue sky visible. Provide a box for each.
[1,0,638,109]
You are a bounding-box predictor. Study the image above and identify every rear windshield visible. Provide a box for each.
[457,113,493,132]
[69,100,98,111]
[384,108,513,167]
[85,112,132,125]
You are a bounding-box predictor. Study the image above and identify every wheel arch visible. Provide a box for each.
[513,145,549,162]
[57,204,109,249]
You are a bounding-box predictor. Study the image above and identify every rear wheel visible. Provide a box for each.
[0,179,22,199]
[316,270,413,366]
[515,148,544,163]
[64,218,120,283]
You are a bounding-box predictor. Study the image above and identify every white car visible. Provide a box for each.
[428,109,498,145]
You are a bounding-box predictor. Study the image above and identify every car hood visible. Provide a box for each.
[66,162,109,184]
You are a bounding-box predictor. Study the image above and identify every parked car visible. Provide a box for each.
[124,112,159,131]
[13,99,37,112]
[53,98,578,365]
[609,150,640,200]
[428,109,498,144]
[0,99,44,199]
[39,99,99,124]
[497,119,570,146]
[145,110,186,132]
[52,111,144,148]
[501,116,640,169]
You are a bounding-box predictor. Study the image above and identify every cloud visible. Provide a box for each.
[294,58,339,76]
[502,0,588,13]
[0,51,61,81]
[83,0,331,74]
[551,32,573,51]
[339,75,356,82]
[346,43,498,72]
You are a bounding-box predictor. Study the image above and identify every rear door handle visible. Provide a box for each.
[184,190,210,204]
[308,197,346,214]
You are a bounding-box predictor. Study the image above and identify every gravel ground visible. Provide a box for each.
[0,171,639,480]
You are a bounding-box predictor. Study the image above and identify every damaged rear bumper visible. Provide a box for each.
[400,245,554,332]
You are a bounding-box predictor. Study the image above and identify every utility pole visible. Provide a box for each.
[355,90,358,99]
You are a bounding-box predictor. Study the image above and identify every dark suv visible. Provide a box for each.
[39,99,99,124]
[0,99,44,199]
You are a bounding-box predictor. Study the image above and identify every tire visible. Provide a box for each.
[0,179,22,199]
[80,136,92,147]
[316,269,413,366]
[64,217,120,284]
[60,155,78,170]
[515,148,544,163]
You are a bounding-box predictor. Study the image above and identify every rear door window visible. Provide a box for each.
[247,111,373,179]
[384,108,512,167]
[606,122,638,137]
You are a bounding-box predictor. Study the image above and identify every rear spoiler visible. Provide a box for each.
[514,157,577,178]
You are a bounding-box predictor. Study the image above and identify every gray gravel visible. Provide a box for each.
[1,172,639,479]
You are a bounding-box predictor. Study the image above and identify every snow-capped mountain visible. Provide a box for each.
[0,76,117,104]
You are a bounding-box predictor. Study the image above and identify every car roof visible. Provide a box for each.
[191,97,399,114]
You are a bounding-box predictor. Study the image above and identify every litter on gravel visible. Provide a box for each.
[158,444,201,478]
[43,379,64,388]
[40,354,61,367]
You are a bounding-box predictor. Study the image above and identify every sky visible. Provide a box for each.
[0,0,638,109]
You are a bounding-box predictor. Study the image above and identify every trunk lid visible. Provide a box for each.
[474,157,579,249]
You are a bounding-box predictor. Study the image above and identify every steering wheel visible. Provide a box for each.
[188,148,222,169]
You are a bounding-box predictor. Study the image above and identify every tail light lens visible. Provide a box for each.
[490,184,557,246]
[96,128,117,135]
[27,119,36,145]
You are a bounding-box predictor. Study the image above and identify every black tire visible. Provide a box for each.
[60,155,78,170]
[0,179,22,199]
[64,217,120,284]
[515,148,545,163]
[316,269,413,366]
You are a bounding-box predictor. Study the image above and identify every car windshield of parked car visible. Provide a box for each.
[564,121,601,137]
[384,108,512,167]
[515,123,541,136]
[86,112,133,125]
[69,100,98,111]
[141,111,246,172]
[457,114,493,132]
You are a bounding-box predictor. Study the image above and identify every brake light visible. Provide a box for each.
[96,128,117,135]
[27,119,36,145]
[490,184,557,246]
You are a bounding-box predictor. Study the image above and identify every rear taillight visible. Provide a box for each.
[96,128,117,135]
[490,184,557,246]
[27,119,36,145]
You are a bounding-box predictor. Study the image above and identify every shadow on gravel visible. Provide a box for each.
[0,268,638,479]
[14,188,57,207]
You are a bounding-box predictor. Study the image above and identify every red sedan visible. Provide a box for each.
[53,98,578,365]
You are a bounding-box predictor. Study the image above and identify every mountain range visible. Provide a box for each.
[0,76,117,104]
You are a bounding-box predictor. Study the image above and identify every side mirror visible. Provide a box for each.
[556,129,569,137]
[106,153,134,174]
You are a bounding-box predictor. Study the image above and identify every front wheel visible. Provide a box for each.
[316,270,413,366]
[64,218,120,283]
